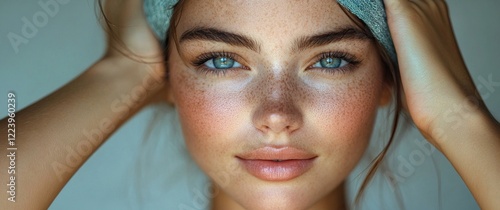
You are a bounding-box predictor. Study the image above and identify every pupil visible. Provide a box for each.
[321,57,340,68]
[214,56,234,69]
[220,57,227,64]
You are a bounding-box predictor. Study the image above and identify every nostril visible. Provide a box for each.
[252,98,304,135]
[255,113,302,134]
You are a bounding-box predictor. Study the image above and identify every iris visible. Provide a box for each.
[318,57,342,68]
[205,56,240,69]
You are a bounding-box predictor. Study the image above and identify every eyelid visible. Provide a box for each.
[190,50,361,77]
[192,51,247,68]
[191,51,250,77]
[307,51,361,71]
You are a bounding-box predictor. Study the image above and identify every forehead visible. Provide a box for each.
[176,0,356,38]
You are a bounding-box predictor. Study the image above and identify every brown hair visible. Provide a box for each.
[98,0,404,208]
[338,5,404,208]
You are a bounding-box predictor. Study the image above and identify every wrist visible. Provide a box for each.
[432,108,499,149]
[91,56,167,107]
[100,53,166,77]
[429,109,500,209]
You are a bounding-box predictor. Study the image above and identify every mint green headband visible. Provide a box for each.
[144,0,397,63]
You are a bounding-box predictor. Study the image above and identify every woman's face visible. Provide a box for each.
[167,0,389,209]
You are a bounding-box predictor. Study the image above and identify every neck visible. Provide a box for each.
[210,182,347,210]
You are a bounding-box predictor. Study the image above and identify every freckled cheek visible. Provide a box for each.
[303,79,383,186]
[311,78,383,148]
[172,80,249,161]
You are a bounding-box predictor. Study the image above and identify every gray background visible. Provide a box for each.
[1,0,499,209]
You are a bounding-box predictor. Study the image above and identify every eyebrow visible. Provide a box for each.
[294,27,373,52]
[180,27,261,52]
[179,27,372,53]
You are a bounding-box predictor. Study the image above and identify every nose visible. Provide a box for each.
[252,74,303,135]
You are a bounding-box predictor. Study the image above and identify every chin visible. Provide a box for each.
[218,174,337,210]
[233,193,316,210]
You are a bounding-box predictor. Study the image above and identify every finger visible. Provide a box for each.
[382,0,421,41]
[410,0,448,26]
[435,1,451,29]
[408,1,474,92]
[383,0,411,16]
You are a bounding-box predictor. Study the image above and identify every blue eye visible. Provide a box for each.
[204,56,242,69]
[312,57,348,69]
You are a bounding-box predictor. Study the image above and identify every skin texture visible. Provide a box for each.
[166,0,390,209]
[1,0,498,209]
[383,0,500,208]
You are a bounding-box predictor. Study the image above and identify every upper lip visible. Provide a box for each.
[236,146,317,160]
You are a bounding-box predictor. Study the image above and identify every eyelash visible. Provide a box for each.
[192,51,246,77]
[308,51,361,74]
[191,51,361,76]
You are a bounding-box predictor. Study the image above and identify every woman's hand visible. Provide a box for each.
[0,2,169,209]
[383,0,500,208]
[100,0,168,103]
[383,0,497,144]
[101,0,163,60]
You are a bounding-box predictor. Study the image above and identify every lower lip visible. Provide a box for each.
[238,158,316,181]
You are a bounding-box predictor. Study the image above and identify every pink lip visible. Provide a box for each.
[236,146,317,181]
